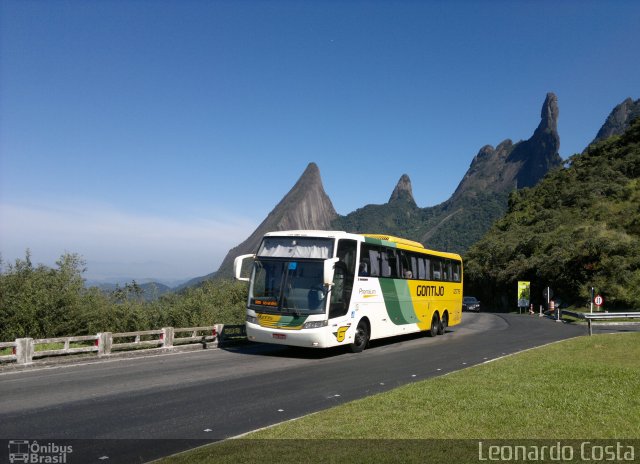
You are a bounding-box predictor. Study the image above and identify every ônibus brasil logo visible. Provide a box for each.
[8,440,73,464]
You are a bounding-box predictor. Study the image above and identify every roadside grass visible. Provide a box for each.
[161,333,640,463]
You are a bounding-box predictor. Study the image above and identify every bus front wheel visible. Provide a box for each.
[350,320,369,353]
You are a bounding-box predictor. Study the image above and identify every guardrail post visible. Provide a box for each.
[216,323,224,347]
[216,324,224,348]
[97,332,112,356]
[162,327,174,348]
[15,338,34,364]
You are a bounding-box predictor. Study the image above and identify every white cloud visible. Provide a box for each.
[0,201,257,281]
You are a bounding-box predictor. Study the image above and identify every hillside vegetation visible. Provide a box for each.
[332,190,510,254]
[0,252,247,341]
[465,118,640,309]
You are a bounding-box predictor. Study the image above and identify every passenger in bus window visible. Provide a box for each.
[359,260,369,276]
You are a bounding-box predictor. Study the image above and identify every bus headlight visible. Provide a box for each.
[246,315,258,325]
[302,320,328,329]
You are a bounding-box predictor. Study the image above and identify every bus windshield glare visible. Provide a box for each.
[249,259,327,314]
[250,236,335,314]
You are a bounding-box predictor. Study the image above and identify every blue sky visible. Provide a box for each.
[1,0,639,283]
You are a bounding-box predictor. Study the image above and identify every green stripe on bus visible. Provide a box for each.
[364,237,397,247]
[379,279,417,325]
[277,315,308,327]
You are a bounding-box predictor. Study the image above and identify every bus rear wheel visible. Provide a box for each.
[350,320,369,353]
[438,313,448,335]
[427,314,439,337]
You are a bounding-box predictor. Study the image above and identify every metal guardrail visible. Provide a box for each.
[562,310,640,335]
[0,323,248,365]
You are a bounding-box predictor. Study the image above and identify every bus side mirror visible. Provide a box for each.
[234,254,255,282]
[323,258,339,286]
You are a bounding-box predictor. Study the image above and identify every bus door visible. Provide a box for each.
[329,239,356,320]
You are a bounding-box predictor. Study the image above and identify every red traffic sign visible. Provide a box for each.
[594,294,604,307]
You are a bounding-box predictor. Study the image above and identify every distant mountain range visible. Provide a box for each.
[85,279,176,300]
[334,93,563,254]
[215,92,567,278]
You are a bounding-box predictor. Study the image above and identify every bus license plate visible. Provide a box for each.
[272,334,286,340]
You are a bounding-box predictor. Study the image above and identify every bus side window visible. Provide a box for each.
[400,251,413,279]
[389,249,399,278]
[453,262,461,282]
[380,250,390,277]
[418,257,426,280]
[381,248,398,278]
[363,245,381,277]
[431,259,442,281]
[411,255,418,279]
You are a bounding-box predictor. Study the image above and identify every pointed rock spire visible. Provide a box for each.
[214,162,338,277]
[388,174,416,205]
[506,92,562,188]
[538,92,559,134]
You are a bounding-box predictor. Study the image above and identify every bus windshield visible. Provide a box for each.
[249,259,327,314]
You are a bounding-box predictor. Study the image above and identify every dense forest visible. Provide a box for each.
[464,118,640,309]
[0,251,247,341]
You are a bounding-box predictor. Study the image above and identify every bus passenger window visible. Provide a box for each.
[453,262,461,282]
[364,246,381,277]
[400,252,412,279]
[381,249,398,278]
[418,258,426,280]
[358,259,370,276]
[431,259,442,281]
[381,251,391,277]
[410,255,418,279]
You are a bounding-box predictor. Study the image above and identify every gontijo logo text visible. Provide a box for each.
[416,285,445,297]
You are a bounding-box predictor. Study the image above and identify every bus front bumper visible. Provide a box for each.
[246,322,335,348]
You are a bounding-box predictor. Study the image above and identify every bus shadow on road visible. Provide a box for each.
[221,328,456,359]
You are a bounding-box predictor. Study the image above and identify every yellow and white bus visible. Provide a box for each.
[234,230,462,352]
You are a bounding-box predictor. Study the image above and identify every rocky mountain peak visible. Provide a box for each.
[451,93,562,201]
[506,92,562,188]
[389,174,416,205]
[539,92,559,134]
[591,97,640,145]
[296,162,322,187]
[214,162,338,277]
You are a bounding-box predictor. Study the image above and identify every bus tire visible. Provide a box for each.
[438,312,448,335]
[427,314,439,337]
[350,320,369,353]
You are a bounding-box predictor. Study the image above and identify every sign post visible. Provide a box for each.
[594,294,604,311]
[590,287,595,313]
[517,281,530,314]
[543,287,553,312]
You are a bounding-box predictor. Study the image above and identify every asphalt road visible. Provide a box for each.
[0,313,587,463]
